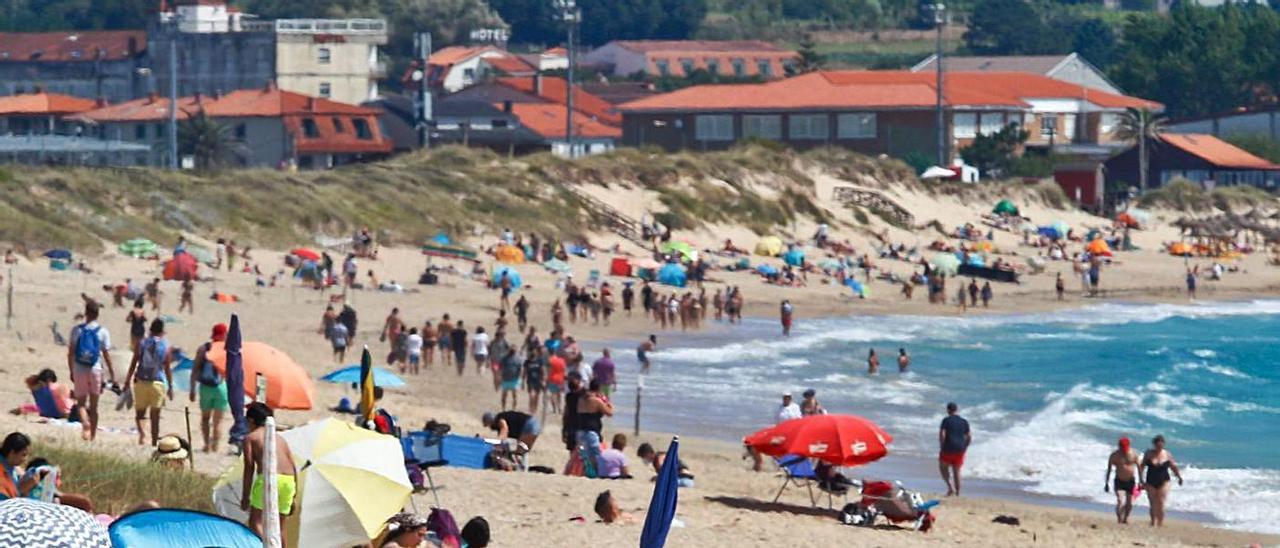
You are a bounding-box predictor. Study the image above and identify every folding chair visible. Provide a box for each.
[772,455,818,505]
[402,431,448,507]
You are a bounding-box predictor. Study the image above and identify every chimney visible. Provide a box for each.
[533,72,543,96]
[503,100,513,113]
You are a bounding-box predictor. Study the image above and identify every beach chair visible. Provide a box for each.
[402,431,448,507]
[772,455,819,505]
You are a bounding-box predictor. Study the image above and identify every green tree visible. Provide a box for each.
[240,0,383,19]
[1224,134,1280,164]
[964,0,1069,55]
[790,34,825,75]
[381,0,507,58]
[1112,108,1165,193]
[1072,18,1116,68]
[177,111,245,170]
[960,123,1029,177]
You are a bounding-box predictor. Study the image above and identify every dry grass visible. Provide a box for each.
[34,441,216,515]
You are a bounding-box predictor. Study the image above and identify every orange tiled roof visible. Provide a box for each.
[498,76,620,126]
[199,87,378,117]
[619,70,1160,112]
[485,55,535,75]
[429,46,496,67]
[613,40,791,54]
[1160,134,1280,170]
[0,92,99,115]
[0,30,145,62]
[506,103,620,140]
[71,96,201,123]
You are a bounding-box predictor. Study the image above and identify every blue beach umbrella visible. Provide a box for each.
[226,314,247,448]
[432,232,451,246]
[321,365,406,388]
[492,267,523,289]
[640,437,681,548]
[783,248,805,267]
[658,263,686,287]
[109,508,259,548]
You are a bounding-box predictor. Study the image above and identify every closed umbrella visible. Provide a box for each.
[225,314,247,449]
[109,508,259,548]
[359,346,376,426]
[929,253,960,276]
[743,414,893,467]
[206,340,315,410]
[321,365,406,388]
[639,437,681,548]
[0,498,109,548]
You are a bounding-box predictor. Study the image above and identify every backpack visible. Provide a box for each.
[73,324,102,368]
[136,337,167,382]
[196,344,222,387]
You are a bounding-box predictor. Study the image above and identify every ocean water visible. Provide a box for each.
[611,300,1280,533]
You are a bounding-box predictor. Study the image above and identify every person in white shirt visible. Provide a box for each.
[776,392,802,424]
[405,328,424,375]
[471,327,491,376]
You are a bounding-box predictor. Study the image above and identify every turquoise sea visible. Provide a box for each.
[607,300,1280,533]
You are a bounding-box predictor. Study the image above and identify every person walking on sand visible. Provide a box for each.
[240,402,298,546]
[451,321,469,375]
[125,319,174,446]
[967,279,979,307]
[1186,267,1197,300]
[514,294,530,332]
[1056,273,1065,301]
[68,301,115,441]
[956,284,967,312]
[329,321,349,364]
[471,325,490,377]
[437,314,454,368]
[780,300,794,336]
[637,335,656,374]
[897,348,910,373]
[1105,436,1141,524]
[499,271,514,312]
[405,328,424,375]
[126,299,148,353]
[525,346,547,415]
[939,402,970,496]
[189,323,230,453]
[381,308,404,355]
[592,349,616,398]
[179,279,194,314]
[1139,435,1183,527]
[867,348,880,375]
[980,282,993,308]
[145,278,161,311]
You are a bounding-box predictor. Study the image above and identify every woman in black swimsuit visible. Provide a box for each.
[1139,435,1183,527]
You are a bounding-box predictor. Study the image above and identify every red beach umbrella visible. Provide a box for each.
[743,414,893,466]
[291,248,321,262]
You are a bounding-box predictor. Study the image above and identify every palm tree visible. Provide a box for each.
[1114,108,1166,193]
[177,110,246,169]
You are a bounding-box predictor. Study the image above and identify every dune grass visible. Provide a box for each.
[33,441,216,515]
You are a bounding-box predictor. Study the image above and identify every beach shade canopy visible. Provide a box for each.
[755,263,779,276]
[162,252,199,281]
[212,418,412,547]
[109,508,259,548]
[421,243,478,262]
[782,248,805,267]
[743,414,893,467]
[1116,212,1139,228]
[491,267,523,289]
[431,232,451,246]
[42,249,72,260]
[542,258,572,274]
[290,248,321,262]
[754,236,784,257]
[639,437,681,548]
[992,199,1019,215]
[660,241,695,262]
[0,498,110,548]
[1087,239,1113,256]
[1169,242,1193,256]
[658,263,687,287]
[118,238,158,258]
[321,365,406,388]
[494,244,525,264]
[205,341,315,410]
[845,278,868,297]
[930,253,960,276]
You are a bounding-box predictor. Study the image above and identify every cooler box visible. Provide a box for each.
[609,257,632,277]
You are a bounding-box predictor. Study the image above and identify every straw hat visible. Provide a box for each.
[153,435,188,461]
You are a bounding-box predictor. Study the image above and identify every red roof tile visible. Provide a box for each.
[199,87,379,117]
[485,55,535,75]
[429,46,496,67]
[1160,134,1280,170]
[0,30,145,62]
[71,96,201,123]
[506,103,620,140]
[613,40,790,54]
[0,92,99,115]
[619,70,1160,112]
[497,76,620,126]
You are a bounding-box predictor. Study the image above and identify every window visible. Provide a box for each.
[353,118,372,140]
[1100,113,1119,137]
[318,82,331,98]
[492,119,509,128]
[155,123,166,138]
[1040,114,1058,138]
[135,124,147,140]
[332,117,345,133]
[694,115,733,141]
[757,60,772,77]
[731,58,745,77]
[1061,114,1076,141]
[978,114,1006,136]
[302,118,320,138]
[952,113,977,138]
[705,59,719,75]
[680,58,695,75]
[789,114,829,140]
[318,47,331,64]
[234,123,246,140]
[655,59,670,77]
[742,115,781,139]
[837,113,876,139]
[463,67,475,82]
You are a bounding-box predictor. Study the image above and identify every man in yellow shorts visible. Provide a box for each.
[125,319,174,446]
[240,402,298,545]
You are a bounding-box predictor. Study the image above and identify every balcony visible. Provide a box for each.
[240,19,387,36]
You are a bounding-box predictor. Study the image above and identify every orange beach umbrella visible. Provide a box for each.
[205,341,315,410]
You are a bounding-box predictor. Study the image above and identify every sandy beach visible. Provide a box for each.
[2,196,1279,547]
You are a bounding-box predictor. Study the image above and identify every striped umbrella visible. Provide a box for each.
[0,498,109,548]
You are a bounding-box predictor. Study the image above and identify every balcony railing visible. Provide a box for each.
[239,19,386,35]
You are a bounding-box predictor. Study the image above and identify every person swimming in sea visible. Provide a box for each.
[897,348,910,373]
[867,348,879,374]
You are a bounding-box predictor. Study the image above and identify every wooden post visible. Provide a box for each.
[633,377,643,437]
[184,406,195,470]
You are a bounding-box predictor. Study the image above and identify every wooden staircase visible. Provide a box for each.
[561,184,649,248]
[831,185,916,228]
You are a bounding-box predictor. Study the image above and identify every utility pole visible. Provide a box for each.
[554,0,581,158]
[413,32,432,149]
[167,18,179,170]
[933,3,946,168]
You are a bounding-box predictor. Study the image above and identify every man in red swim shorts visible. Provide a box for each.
[939,402,971,496]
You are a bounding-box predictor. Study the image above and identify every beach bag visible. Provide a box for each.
[196,345,222,387]
[427,508,461,547]
[73,324,102,368]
